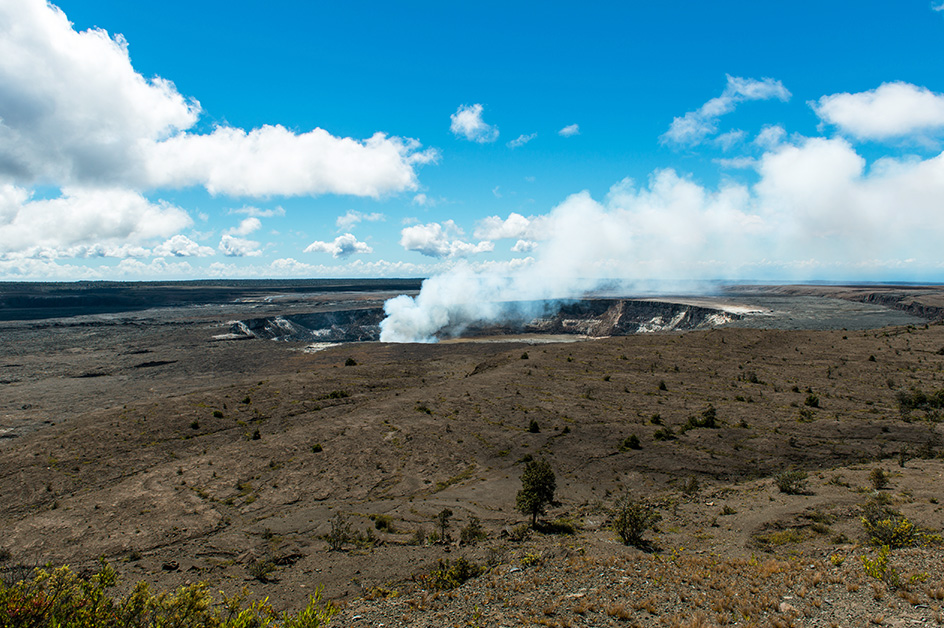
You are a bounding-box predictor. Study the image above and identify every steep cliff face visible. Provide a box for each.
[230,299,740,343]
[232,308,385,342]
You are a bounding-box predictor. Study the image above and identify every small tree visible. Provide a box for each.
[436,508,453,543]
[516,458,556,527]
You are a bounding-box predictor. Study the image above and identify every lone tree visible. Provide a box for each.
[516,457,556,527]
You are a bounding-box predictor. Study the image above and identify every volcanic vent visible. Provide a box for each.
[226,298,741,343]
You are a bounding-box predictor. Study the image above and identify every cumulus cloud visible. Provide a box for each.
[473,212,539,240]
[218,234,261,257]
[304,233,373,258]
[507,133,537,148]
[512,239,537,253]
[152,234,214,257]
[450,104,499,143]
[0,184,192,257]
[662,75,791,147]
[0,0,437,197]
[145,127,437,197]
[336,210,385,231]
[400,221,494,258]
[225,217,261,236]
[0,0,200,186]
[812,82,944,141]
[558,124,580,137]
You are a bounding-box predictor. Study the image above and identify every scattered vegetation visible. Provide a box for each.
[0,559,336,627]
[619,434,641,451]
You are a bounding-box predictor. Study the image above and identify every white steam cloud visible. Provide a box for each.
[381,135,944,342]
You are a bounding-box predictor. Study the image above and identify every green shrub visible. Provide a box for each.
[527,419,540,433]
[344,358,357,366]
[324,513,351,551]
[775,470,808,495]
[420,557,483,590]
[679,405,718,432]
[860,498,927,548]
[653,427,675,441]
[612,497,661,548]
[804,394,819,408]
[507,523,531,542]
[370,514,394,532]
[869,468,889,490]
[319,390,350,400]
[212,410,224,418]
[311,443,323,453]
[459,516,486,545]
[619,434,641,451]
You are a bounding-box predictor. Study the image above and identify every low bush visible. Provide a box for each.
[419,557,483,591]
[611,497,660,549]
[775,470,809,495]
[619,434,641,451]
[459,516,486,545]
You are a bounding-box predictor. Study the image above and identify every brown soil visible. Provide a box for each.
[2,293,944,626]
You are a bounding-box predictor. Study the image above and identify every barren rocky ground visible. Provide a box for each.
[1,283,944,626]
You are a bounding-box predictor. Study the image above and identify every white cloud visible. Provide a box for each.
[117,257,194,277]
[400,221,494,258]
[304,233,373,258]
[714,129,746,151]
[714,157,757,170]
[450,104,499,143]
[0,0,200,186]
[558,124,580,137]
[152,234,214,257]
[812,82,944,141]
[512,239,537,252]
[507,133,537,148]
[230,205,285,218]
[145,127,437,197]
[225,217,261,236]
[336,210,385,231]
[754,125,787,149]
[662,75,791,147]
[0,184,191,256]
[0,0,437,198]
[934,2,944,11]
[218,234,261,257]
[474,212,537,239]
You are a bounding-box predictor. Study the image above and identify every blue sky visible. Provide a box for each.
[2,0,944,282]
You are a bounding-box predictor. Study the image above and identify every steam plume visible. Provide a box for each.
[381,137,944,343]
